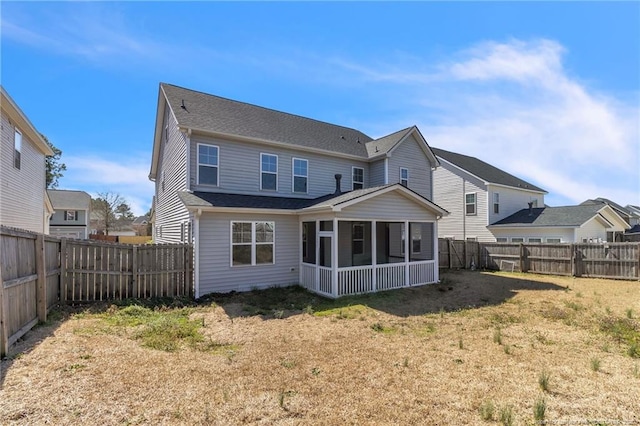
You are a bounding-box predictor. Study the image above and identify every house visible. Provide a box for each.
[432,147,547,242]
[581,198,640,242]
[149,83,447,298]
[1,86,54,234]
[47,189,91,239]
[132,215,150,236]
[488,203,630,243]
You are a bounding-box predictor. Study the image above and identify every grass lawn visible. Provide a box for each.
[1,271,639,425]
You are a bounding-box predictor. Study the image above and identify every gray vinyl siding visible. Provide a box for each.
[0,112,46,233]
[369,159,386,186]
[189,134,369,198]
[387,134,433,199]
[154,105,190,243]
[336,192,438,221]
[49,209,88,226]
[197,212,299,295]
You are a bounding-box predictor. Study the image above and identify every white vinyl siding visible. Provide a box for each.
[292,158,308,193]
[154,104,190,243]
[352,167,364,190]
[487,184,544,225]
[260,153,278,191]
[198,213,299,295]
[0,113,47,233]
[197,144,219,186]
[386,134,434,198]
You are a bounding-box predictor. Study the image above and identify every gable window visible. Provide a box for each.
[292,158,308,193]
[465,193,477,215]
[400,167,409,187]
[493,193,500,214]
[261,153,278,191]
[231,221,275,266]
[65,211,77,221]
[198,144,219,186]
[352,167,364,190]
[353,223,365,255]
[14,129,22,169]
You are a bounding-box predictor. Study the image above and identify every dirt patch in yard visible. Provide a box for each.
[1,271,639,425]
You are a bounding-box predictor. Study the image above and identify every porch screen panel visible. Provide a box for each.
[376,222,405,264]
[409,222,434,261]
[302,222,316,264]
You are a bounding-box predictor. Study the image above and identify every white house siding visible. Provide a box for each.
[369,159,386,186]
[154,105,190,243]
[490,227,576,243]
[487,185,545,225]
[433,163,493,241]
[335,192,438,222]
[576,217,609,243]
[197,212,299,295]
[387,134,433,199]
[0,113,46,233]
[189,134,369,198]
[50,226,87,239]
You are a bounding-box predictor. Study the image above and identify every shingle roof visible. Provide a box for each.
[581,198,633,219]
[365,127,413,157]
[162,83,373,158]
[47,190,91,210]
[432,147,546,193]
[490,205,607,227]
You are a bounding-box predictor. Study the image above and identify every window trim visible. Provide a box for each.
[260,153,278,191]
[230,221,276,267]
[465,192,477,216]
[65,210,78,221]
[292,157,308,194]
[14,128,22,169]
[197,143,220,186]
[400,167,409,187]
[352,166,364,190]
[493,193,500,214]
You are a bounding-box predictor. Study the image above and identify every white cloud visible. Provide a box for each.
[61,155,154,216]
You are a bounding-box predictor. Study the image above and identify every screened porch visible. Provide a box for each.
[299,219,438,298]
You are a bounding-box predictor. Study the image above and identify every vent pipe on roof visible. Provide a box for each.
[334,174,342,194]
[528,202,534,216]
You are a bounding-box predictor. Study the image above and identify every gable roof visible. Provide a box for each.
[581,198,636,220]
[178,184,448,216]
[432,147,546,193]
[161,83,373,158]
[1,86,54,157]
[47,189,91,210]
[489,204,629,229]
[366,126,439,166]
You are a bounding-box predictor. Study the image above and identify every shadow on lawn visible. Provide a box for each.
[204,270,567,320]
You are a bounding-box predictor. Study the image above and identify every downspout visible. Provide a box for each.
[185,129,192,191]
[462,179,466,241]
[384,158,389,185]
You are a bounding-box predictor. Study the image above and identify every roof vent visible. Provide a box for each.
[181,99,187,110]
[334,174,342,194]
[528,202,534,216]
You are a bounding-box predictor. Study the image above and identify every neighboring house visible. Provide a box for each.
[47,189,91,239]
[581,198,640,242]
[432,147,547,242]
[132,215,150,236]
[1,86,54,233]
[149,83,447,298]
[488,204,630,243]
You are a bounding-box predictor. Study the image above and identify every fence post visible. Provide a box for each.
[0,265,6,357]
[519,243,525,272]
[35,234,47,322]
[570,244,576,277]
[448,238,452,269]
[132,245,138,297]
[60,239,67,303]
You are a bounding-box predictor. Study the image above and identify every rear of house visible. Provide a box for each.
[0,86,53,233]
[47,189,91,239]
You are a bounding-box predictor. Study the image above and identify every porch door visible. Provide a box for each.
[319,235,332,267]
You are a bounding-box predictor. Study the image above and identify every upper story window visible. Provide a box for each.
[531,199,538,208]
[198,144,219,186]
[65,210,77,221]
[352,167,364,190]
[493,193,500,214]
[231,221,275,266]
[261,153,278,191]
[400,168,409,187]
[465,193,477,215]
[14,129,22,169]
[292,158,308,193]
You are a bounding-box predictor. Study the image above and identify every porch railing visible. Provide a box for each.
[409,260,436,286]
[376,263,405,291]
[300,263,315,292]
[338,265,373,296]
[318,266,333,296]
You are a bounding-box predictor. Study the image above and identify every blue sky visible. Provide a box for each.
[2,1,638,215]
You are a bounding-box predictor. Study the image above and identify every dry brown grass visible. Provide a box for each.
[1,271,639,425]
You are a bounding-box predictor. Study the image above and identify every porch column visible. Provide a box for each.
[433,220,439,283]
[332,218,339,298]
[405,220,410,287]
[371,220,377,292]
[315,220,320,291]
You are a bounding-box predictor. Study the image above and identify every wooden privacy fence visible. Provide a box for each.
[1,226,193,356]
[439,239,640,280]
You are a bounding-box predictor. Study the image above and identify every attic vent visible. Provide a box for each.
[356,137,361,144]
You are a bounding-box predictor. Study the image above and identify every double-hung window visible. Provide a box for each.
[493,193,500,214]
[352,167,364,190]
[465,193,477,215]
[400,167,409,187]
[65,210,77,221]
[198,144,219,186]
[261,153,278,191]
[292,158,308,193]
[231,221,275,266]
[14,129,22,169]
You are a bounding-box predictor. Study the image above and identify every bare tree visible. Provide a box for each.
[92,191,125,235]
